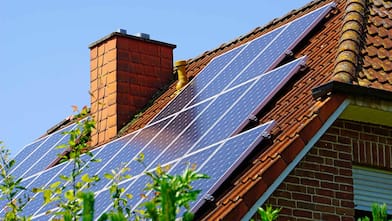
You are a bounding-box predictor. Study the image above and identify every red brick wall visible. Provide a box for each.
[89,34,175,146]
[350,121,392,169]
[264,119,392,221]
[90,37,118,146]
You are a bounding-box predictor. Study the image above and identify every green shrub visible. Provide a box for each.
[358,203,392,221]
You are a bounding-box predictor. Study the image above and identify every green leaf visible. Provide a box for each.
[123,174,132,180]
[91,158,102,163]
[136,153,145,163]
[59,175,69,181]
[43,190,53,204]
[81,173,93,183]
[104,173,114,180]
[182,211,194,221]
[64,190,75,201]
[49,181,62,189]
[56,144,67,149]
[8,159,15,168]
[97,213,108,221]
[81,192,95,221]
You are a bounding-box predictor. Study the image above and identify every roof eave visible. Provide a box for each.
[312,80,392,101]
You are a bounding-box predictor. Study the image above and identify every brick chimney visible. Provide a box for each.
[89,30,176,146]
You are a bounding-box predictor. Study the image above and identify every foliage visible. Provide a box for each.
[251,205,281,221]
[141,164,209,221]
[358,203,392,221]
[80,192,95,221]
[0,142,31,221]
[99,166,133,220]
[36,106,99,220]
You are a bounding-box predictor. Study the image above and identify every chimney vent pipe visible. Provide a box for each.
[175,60,188,91]
[135,33,150,39]
[117,29,127,34]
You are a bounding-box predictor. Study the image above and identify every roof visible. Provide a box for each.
[112,0,392,219]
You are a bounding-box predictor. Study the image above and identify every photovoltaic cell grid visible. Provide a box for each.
[28,121,275,220]
[101,121,276,218]
[2,3,335,220]
[149,57,306,168]
[150,2,335,123]
[16,57,304,220]
[9,123,77,179]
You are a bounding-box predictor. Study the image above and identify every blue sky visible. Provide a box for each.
[0,0,312,155]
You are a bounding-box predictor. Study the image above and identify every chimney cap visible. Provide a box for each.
[88,31,176,49]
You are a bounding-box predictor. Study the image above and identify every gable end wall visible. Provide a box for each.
[262,119,392,221]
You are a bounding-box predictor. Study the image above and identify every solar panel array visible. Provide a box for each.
[150,2,334,123]
[2,3,335,220]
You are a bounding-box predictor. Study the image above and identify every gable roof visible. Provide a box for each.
[114,0,392,219]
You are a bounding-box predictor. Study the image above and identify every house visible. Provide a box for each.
[4,0,392,220]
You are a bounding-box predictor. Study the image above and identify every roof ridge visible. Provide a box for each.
[186,0,330,67]
[331,0,367,83]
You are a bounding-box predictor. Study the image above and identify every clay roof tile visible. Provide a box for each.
[332,0,366,83]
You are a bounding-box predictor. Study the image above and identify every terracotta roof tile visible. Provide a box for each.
[202,198,249,221]
[372,0,392,9]
[332,0,366,83]
[356,0,392,89]
[237,158,277,185]
[314,94,347,121]
[298,114,324,143]
[215,156,285,209]
[372,15,392,29]
[241,177,269,209]
[280,135,307,164]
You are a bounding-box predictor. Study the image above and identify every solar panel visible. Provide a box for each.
[11,138,48,172]
[29,150,105,218]
[22,132,72,177]
[150,2,334,123]
[0,138,106,217]
[88,117,176,192]
[19,165,65,217]
[99,120,276,218]
[23,117,174,217]
[148,84,251,167]
[229,2,334,87]
[151,45,246,123]
[146,58,304,168]
[194,57,306,151]
[188,26,284,104]
[187,121,275,212]
[76,138,134,190]
[162,57,305,162]
[10,123,77,179]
